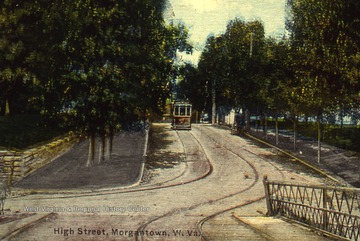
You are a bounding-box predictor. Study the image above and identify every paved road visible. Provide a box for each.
[2,124,336,240]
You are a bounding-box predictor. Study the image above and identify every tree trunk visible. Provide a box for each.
[317,117,322,163]
[275,117,279,146]
[255,107,259,132]
[86,133,96,167]
[5,98,11,116]
[107,128,114,161]
[293,116,297,151]
[212,80,216,125]
[264,112,268,140]
[340,109,344,128]
[99,134,106,164]
[245,109,251,132]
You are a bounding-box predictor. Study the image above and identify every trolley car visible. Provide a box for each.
[171,100,192,130]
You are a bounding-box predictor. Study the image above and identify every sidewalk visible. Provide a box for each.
[12,131,147,190]
[1,131,149,240]
[248,128,360,188]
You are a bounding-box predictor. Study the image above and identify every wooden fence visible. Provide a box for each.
[263,177,360,241]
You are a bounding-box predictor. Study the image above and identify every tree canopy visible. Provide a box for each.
[175,0,359,162]
[180,0,358,124]
[0,0,190,126]
[0,0,191,164]
[286,0,360,117]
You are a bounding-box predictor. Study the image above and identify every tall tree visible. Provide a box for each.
[0,0,37,115]
[1,0,191,165]
[198,35,228,123]
[286,0,360,162]
[261,37,292,143]
[61,0,168,165]
[197,19,267,125]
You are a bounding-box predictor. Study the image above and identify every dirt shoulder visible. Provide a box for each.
[13,132,146,190]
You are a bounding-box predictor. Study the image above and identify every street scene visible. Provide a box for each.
[1,123,350,240]
[1,0,359,240]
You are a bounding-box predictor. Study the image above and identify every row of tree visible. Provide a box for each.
[179,0,359,162]
[0,0,191,165]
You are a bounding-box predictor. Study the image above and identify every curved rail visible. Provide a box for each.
[193,125,287,240]
[135,130,214,241]
[10,130,214,201]
[136,126,288,241]
[6,124,344,241]
[196,125,345,240]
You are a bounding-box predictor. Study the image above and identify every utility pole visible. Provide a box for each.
[249,32,253,58]
[245,32,254,131]
[212,78,216,125]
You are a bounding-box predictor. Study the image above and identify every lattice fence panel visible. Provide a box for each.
[264,178,360,241]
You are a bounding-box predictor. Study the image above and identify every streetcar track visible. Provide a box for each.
[135,126,283,241]
[147,130,189,186]
[10,130,214,201]
[195,125,341,240]
[1,212,56,241]
[135,130,214,241]
[135,124,307,240]
[9,124,286,204]
[158,130,212,185]
[6,124,338,241]
[192,125,287,240]
[4,128,215,241]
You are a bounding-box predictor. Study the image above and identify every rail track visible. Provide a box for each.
[194,125,287,240]
[135,125,300,241]
[135,124,341,241]
[9,130,213,201]
[154,130,213,186]
[193,125,337,240]
[4,124,343,241]
[135,129,214,241]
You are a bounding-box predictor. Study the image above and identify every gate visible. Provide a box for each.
[263,177,360,241]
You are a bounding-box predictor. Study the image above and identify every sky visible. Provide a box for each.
[166,0,287,64]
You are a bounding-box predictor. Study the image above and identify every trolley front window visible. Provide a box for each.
[173,104,191,117]
[180,106,185,115]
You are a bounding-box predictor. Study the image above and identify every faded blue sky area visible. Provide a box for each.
[166,0,287,64]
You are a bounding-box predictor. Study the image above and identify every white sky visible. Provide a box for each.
[166,0,287,64]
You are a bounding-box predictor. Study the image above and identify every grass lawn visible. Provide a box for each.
[0,114,70,150]
[298,123,360,149]
[255,119,360,154]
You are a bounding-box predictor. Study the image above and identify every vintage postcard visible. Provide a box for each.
[1,0,359,240]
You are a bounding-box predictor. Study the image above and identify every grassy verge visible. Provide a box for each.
[297,123,360,151]
[256,119,360,154]
[0,114,70,150]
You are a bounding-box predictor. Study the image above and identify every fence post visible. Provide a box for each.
[263,175,273,216]
[322,188,328,231]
